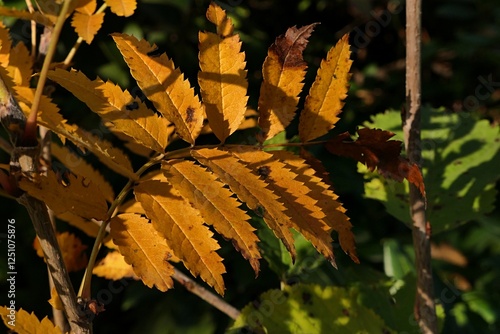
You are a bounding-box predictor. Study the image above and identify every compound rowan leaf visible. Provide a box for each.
[71,12,105,44]
[198,2,248,142]
[110,213,175,291]
[0,307,62,334]
[299,34,352,142]
[51,142,115,202]
[48,68,170,152]
[105,0,137,17]
[135,177,226,295]
[192,148,296,261]
[271,150,359,263]
[112,33,204,145]
[325,128,425,196]
[19,170,108,221]
[233,148,337,267]
[162,159,261,274]
[93,251,139,280]
[258,23,317,141]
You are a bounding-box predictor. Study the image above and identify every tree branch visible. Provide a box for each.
[403,0,438,333]
[17,193,90,333]
[172,269,241,320]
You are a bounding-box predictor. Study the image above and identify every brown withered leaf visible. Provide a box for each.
[325,127,425,196]
[258,23,318,141]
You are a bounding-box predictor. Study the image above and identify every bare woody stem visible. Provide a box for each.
[403,0,438,333]
[17,192,91,334]
[172,269,241,320]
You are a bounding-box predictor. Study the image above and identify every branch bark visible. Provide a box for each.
[17,193,91,333]
[403,0,438,333]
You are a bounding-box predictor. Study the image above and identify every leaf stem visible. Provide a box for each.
[25,0,73,145]
[79,153,165,300]
[63,3,108,68]
[172,269,241,320]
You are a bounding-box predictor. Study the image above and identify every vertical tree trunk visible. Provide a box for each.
[403,0,438,333]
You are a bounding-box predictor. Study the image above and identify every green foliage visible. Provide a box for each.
[230,284,396,333]
[360,107,500,233]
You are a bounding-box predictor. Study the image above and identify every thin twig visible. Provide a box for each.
[172,269,241,320]
[25,0,72,144]
[403,0,438,333]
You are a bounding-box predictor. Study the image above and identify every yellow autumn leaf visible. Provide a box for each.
[75,0,97,15]
[258,24,317,141]
[105,0,137,17]
[33,232,88,272]
[20,170,108,221]
[48,68,170,153]
[0,8,55,26]
[56,212,101,237]
[7,42,32,87]
[13,85,135,178]
[206,2,233,37]
[71,12,105,44]
[0,307,62,334]
[299,33,353,142]
[233,148,337,267]
[198,3,248,142]
[92,250,140,281]
[118,198,146,215]
[0,23,12,67]
[51,142,115,202]
[191,148,296,261]
[48,287,63,311]
[272,150,359,263]
[135,177,226,295]
[162,160,261,274]
[109,214,176,291]
[112,33,204,145]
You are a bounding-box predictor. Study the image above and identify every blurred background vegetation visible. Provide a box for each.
[1,0,499,333]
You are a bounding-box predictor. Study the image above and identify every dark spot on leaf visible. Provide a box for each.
[81,177,91,188]
[125,101,139,111]
[147,47,162,57]
[186,107,195,123]
[342,308,350,316]
[257,165,271,179]
[453,160,462,165]
[255,205,265,217]
[302,292,312,305]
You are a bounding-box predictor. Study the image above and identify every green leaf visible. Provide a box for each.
[360,107,500,233]
[383,239,414,279]
[230,284,396,333]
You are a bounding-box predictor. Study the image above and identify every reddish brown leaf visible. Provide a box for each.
[325,127,425,196]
